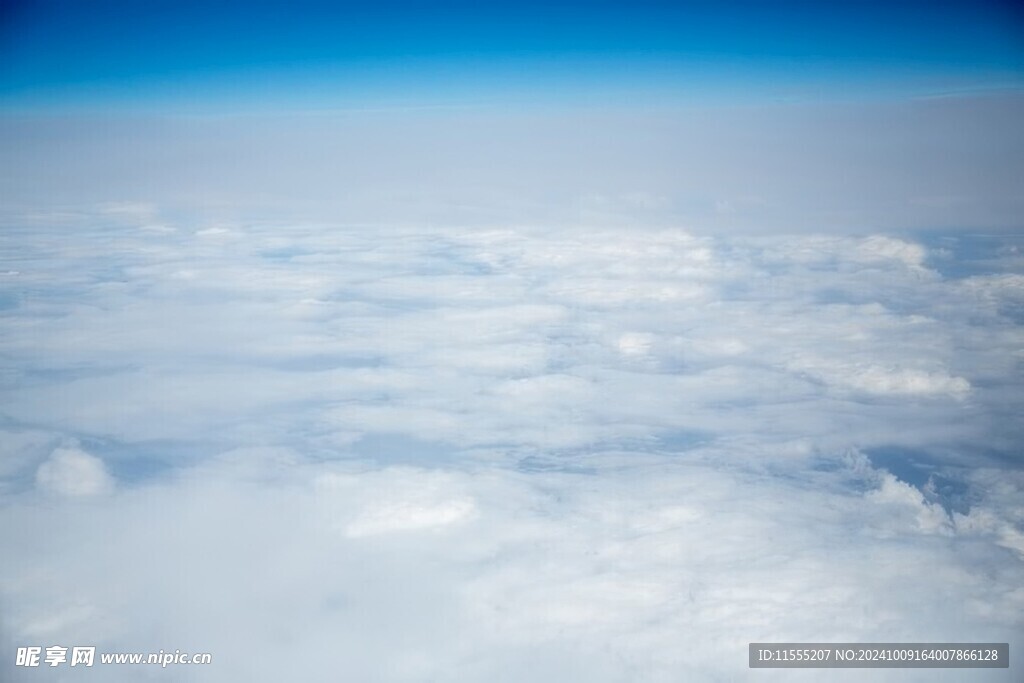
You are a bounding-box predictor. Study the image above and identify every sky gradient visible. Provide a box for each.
[1,3,1023,682]
[2,0,1022,110]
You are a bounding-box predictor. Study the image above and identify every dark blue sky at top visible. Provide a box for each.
[1,0,1022,109]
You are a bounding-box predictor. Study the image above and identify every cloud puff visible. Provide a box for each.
[788,359,971,398]
[856,235,928,269]
[866,472,954,535]
[35,446,115,497]
[317,468,478,538]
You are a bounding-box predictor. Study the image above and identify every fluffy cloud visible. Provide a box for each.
[35,446,115,497]
[319,468,478,538]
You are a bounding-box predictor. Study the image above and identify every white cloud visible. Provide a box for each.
[856,235,928,269]
[789,360,971,398]
[35,446,114,497]
[866,472,954,535]
[617,332,654,356]
[316,468,478,538]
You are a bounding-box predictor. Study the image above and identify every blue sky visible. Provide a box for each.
[2,0,1022,110]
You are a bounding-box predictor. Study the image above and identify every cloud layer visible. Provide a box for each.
[0,207,1022,681]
